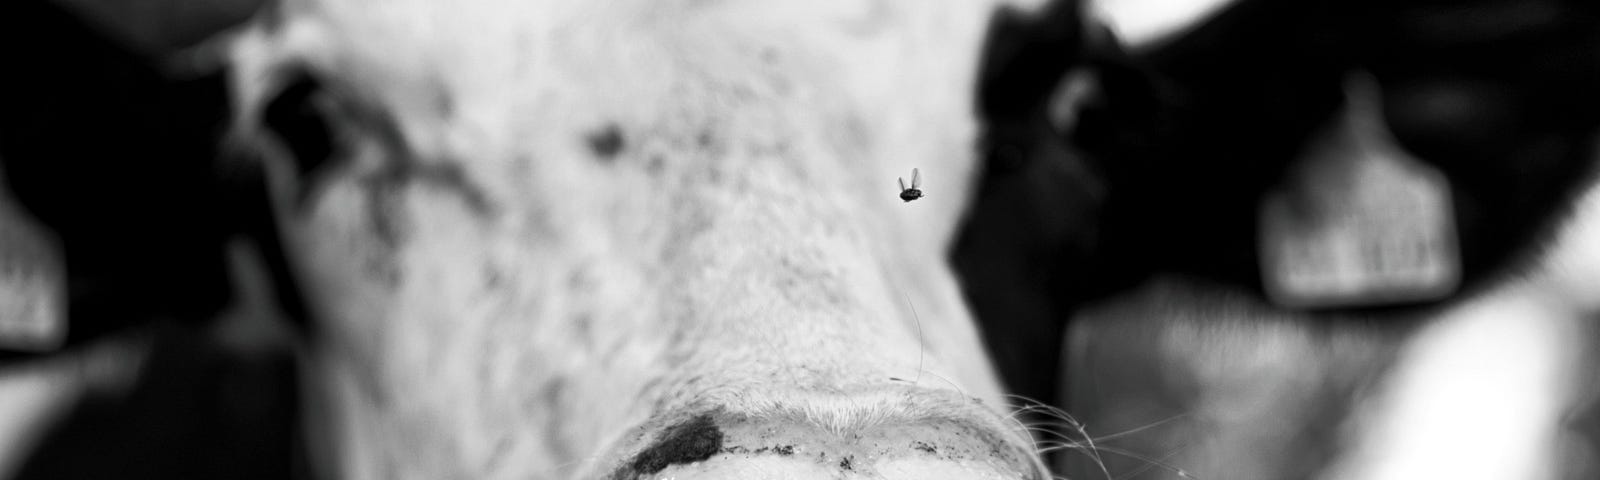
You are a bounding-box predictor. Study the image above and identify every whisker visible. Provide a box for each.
[1088,412,1189,443]
[880,271,925,387]
[1033,443,1197,480]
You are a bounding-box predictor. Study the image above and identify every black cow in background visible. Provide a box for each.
[0,1,303,479]
[963,0,1600,400]
[961,0,1600,477]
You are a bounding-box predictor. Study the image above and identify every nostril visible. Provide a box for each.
[634,452,1036,480]
[611,406,1045,480]
[627,414,725,477]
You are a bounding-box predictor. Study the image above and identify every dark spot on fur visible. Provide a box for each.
[430,86,454,119]
[484,438,514,471]
[587,124,626,160]
[647,155,666,175]
[361,254,402,289]
[571,312,595,350]
[1576,392,1600,468]
[624,415,724,477]
[774,445,794,455]
[913,441,937,454]
[839,456,854,470]
[568,267,596,293]
[538,377,576,460]
[350,351,392,407]
[481,265,503,289]
[358,155,495,252]
[364,186,407,248]
[538,378,567,410]
[414,162,495,214]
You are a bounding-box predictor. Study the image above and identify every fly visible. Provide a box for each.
[898,168,924,202]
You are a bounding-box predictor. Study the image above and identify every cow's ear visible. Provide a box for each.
[0,0,245,359]
[975,0,1168,170]
[1064,30,1170,167]
[966,0,1173,304]
[976,0,1088,122]
[212,62,330,334]
[217,16,330,211]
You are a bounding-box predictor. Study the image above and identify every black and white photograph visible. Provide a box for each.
[0,0,1596,478]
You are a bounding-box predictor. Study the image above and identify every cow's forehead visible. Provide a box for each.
[238,0,1012,114]
[228,0,1043,247]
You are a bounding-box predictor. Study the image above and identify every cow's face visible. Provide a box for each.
[224,0,1050,478]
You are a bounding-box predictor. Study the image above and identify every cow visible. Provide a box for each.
[200,0,1094,478]
[6,0,1594,479]
[1049,0,1600,478]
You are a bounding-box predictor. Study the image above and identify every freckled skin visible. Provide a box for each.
[224,0,1052,479]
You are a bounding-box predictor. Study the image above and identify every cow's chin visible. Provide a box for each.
[588,387,1047,480]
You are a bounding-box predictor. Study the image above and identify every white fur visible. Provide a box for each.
[225,1,1050,478]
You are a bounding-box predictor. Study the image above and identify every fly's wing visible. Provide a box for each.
[898,176,907,191]
[911,168,921,189]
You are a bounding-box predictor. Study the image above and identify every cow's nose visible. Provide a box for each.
[606,394,1046,480]
[639,452,1036,480]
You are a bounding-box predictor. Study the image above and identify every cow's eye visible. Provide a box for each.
[262,71,337,183]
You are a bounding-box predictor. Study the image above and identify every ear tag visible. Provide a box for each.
[1259,75,1461,309]
[0,175,67,351]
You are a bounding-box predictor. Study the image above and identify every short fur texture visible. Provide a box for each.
[224,0,1052,478]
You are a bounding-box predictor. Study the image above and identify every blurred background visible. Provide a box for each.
[962,0,1600,478]
[1,0,1597,479]
[1,1,297,479]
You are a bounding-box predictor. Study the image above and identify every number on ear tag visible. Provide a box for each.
[0,182,66,352]
[1260,75,1461,309]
